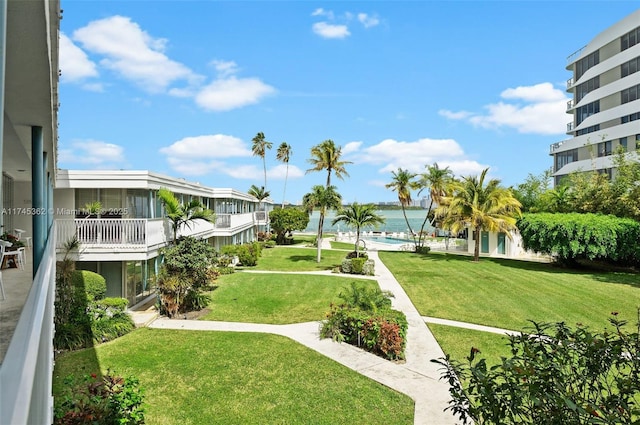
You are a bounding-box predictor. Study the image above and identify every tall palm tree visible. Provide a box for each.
[303,185,342,263]
[416,163,454,248]
[306,140,352,260]
[306,139,352,187]
[251,132,273,191]
[436,168,522,262]
[385,168,419,246]
[276,142,292,208]
[158,188,216,244]
[331,203,385,257]
[248,184,271,237]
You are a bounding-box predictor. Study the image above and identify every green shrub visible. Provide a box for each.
[89,298,135,343]
[415,245,431,254]
[264,240,276,248]
[71,270,106,301]
[338,281,393,311]
[216,266,235,275]
[320,306,407,360]
[433,313,640,425]
[54,370,145,425]
[346,251,368,259]
[340,258,375,275]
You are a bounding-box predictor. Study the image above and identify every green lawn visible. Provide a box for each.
[201,273,377,324]
[253,246,346,271]
[427,323,513,367]
[380,251,639,331]
[329,240,355,250]
[53,329,414,425]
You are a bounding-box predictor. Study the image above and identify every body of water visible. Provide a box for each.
[304,209,436,234]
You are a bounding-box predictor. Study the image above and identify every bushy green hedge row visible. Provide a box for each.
[55,270,134,351]
[517,213,640,266]
[220,242,262,267]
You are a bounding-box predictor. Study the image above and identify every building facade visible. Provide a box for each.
[551,9,640,185]
[55,170,272,308]
[0,1,60,424]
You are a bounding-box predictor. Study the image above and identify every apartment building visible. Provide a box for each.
[54,170,272,308]
[0,1,60,423]
[551,9,640,185]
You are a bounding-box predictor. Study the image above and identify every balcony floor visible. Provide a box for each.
[0,252,34,364]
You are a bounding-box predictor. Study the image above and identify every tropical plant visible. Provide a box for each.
[306,139,351,262]
[276,142,292,208]
[385,168,419,247]
[302,185,342,262]
[416,163,454,248]
[251,131,273,191]
[436,168,522,262]
[331,203,385,257]
[433,313,640,425]
[157,188,215,244]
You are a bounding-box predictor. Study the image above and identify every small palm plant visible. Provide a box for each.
[331,203,385,257]
[157,188,215,244]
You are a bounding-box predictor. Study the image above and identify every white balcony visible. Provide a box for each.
[55,213,259,255]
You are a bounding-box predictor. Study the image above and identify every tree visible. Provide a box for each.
[385,168,419,246]
[269,207,309,245]
[157,188,215,244]
[306,140,352,261]
[302,185,342,263]
[276,142,292,208]
[416,163,454,249]
[512,170,552,212]
[331,203,385,257]
[251,132,273,190]
[248,184,271,237]
[436,168,522,262]
[433,313,640,425]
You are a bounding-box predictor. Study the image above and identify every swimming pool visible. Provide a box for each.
[362,236,414,245]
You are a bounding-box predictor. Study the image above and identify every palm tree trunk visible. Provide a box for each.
[316,211,324,263]
[282,165,289,208]
[400,205,417,248]
[263,158,267,190]
[473,228,481,262]
[417,199,434,249]
[355,227,360,257]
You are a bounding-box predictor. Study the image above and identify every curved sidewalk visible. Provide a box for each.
[149,250,460,425]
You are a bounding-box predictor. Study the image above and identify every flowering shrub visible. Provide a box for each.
[54,370,145,425]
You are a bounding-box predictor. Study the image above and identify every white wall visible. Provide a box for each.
[12,181,32,238]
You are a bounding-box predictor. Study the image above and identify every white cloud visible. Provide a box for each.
[160,134,252,158]
[220,164,262,180]
[59,32,98,82]
[210,59,240,78]
[342,141,363,155]
[357,13,380,28]
[440,82,568,135]
[195,77,276,111]
[312,22,351,39]
[73,15,199,93]
[351,137,487,178]
[267,164,304,180]
[58,140,126,167]
[311,8,334,19]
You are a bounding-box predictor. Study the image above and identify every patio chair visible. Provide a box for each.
[0,240,21,270]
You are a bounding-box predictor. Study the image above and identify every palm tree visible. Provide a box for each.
[158,188,216,244]
[306,140,352,261]
[385,168,419,246]
[436,168,522,262]
[251,132,273,190]
[248,184,271,237]
[331,203,385,257]
[306,139,352,187]
[276,142,292,208]
[416,163,454,248]
[302,185,342,263]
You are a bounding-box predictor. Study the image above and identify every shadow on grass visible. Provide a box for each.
[381,250,640,288]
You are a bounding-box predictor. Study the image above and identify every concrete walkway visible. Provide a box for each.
[147,248,461,425]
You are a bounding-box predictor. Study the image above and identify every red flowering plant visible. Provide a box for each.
[0,232,24,247]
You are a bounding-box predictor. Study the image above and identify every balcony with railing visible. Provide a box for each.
[55,212,259,253]
[566,99,574,111]
[567,122,574,132]
[566,77,574,89]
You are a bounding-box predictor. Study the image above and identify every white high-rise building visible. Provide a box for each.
[551,9,640,186]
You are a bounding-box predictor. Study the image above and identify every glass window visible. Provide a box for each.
[126,189,149,218]
[598,140,612,157]
[620,137,628,151]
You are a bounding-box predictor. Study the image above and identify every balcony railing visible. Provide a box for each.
[550,140,566,154]
[566,77,574,89]
[567,122,574,132]
[56,213,254,250]
[566,99,574,111]
[0,226,56,425]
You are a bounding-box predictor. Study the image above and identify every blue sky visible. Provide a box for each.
[58,1,640,204]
